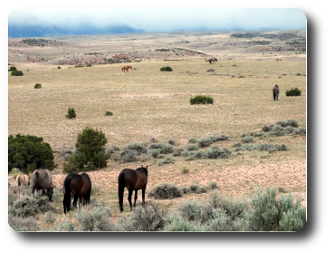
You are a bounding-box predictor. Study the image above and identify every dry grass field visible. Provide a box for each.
[8,30,306,227]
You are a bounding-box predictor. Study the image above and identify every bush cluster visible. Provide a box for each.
[11,70,23,76]
[63,127,110,173]
[66,108,76,119]
[160,66,172,71]
[34,83,42,89]
[285,88,301,96]
[8,134,55,173]
[241,143,288,153]
[184,146,231,160]
[190,95,214,105]
[149,183,182,199]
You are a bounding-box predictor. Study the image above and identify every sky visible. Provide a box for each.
[8,7,306,32]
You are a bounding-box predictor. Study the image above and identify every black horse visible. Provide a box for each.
[118,165,148,212]
[273,85,280,101]
[63,172,92,214]
[209,58,218,64]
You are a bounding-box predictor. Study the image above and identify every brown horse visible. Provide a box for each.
[63,172,92,214]
[16,174,30,197]
[121,66,132,72]
[273,85,280,101]
[118,165,148,212]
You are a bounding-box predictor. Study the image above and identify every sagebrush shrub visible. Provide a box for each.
[75,206,113,231]
[180,201,203,222]
[148,142,173,154]
[105,111,113,116]
[241,135,253,143]
[149,183,182,199]
[120,148,138,163]
[8,215,38,231]
[190,95,214,105]
[129,201,167,231]
[43,211,56,224]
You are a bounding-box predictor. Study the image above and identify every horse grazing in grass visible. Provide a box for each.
[121,66,132,72]
[31,169,53,201]
[63,172,92,215]
[209,58,218,64]
[16,174,30,197]
[273,85,280,101]
[118,165,148,212]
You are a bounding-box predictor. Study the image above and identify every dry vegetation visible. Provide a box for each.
[8,30,306,229]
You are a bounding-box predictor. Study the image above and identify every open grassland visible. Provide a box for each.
[8,31,306,229]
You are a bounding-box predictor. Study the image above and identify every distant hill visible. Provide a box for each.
[8,23,145,38]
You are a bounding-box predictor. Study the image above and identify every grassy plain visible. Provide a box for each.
[8,30,306,223]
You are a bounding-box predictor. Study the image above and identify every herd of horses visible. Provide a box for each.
[13,60,281,216]
[15,165,149,215]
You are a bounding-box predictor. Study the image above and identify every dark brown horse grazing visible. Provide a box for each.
[121,66,132,72]
[31,169,53,201]
[273,85,280,101]
[118,165,148,212]
[209,58,218,64]
[63,172,92,215]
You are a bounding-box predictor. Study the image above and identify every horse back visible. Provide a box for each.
[119,169,138,190]
[80,173,92,196]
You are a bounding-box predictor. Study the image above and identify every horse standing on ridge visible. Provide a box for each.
[273,85,280,101]
[16,174,30,198]
[122,66,132,72]
[118,165,148,212]
[31,169,54,201]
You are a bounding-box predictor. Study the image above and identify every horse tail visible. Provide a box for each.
[63,178,72,214]
[17,176,21,187]
[118,172,126,212]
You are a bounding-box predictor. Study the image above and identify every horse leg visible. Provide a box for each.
[142,186,146,207]
[128,189,133,210]
[73,195,79,209]
[134,190,138,208]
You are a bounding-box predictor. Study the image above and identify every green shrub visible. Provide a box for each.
[181,166,189,174]
[197,137,213,148]
[241,135,253,143]
[160,66,172,71]
[164,212,205,231]
[8,215,38,231]
[248,187,306,231]
[125,142,147,154]
[285,88,301,96]
[129,201,167,231]
[63,127,110,173]
[66,107,76,119]
[148,142,173,154]
[201,146,232,159]
[242,143,288,153]
[8,134,55,173]
[11,70,23,76]
[9,194,54,218]
[34,83,42,89]
[43,211,56,224]
[269,125,285,136]
[55,220,76,231]
[295,127,306,136]
[180,201,203,221]
[190,95,214,105]
[75,206,113,231]
[9,66,17,72]
[149,183,182,199]
[120,148,138,163]
[57,66,61,69]
[232,142,242,147]
[105,111,113,116]
[186,144,199,151]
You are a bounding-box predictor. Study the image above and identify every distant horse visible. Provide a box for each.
[63,172,92,215]
[31,169,53,201]
[205,58,211,63]
[273,85,280,101]
[121,66,132,72]
[118,165,148,212]
[209,58,218,64]
[16,174,30,197]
